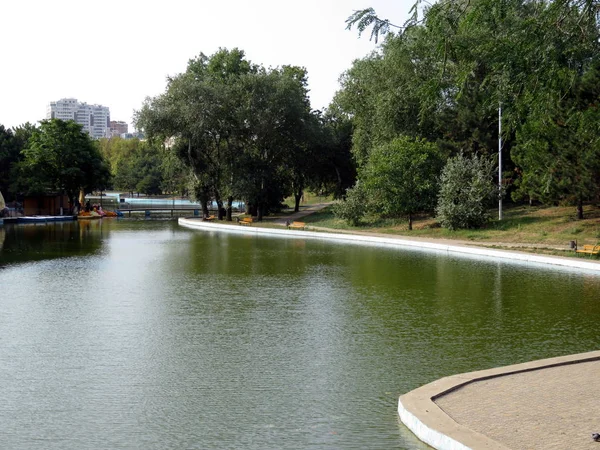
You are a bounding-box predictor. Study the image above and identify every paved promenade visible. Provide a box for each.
[435,358,600,449]
[399,351,600,450]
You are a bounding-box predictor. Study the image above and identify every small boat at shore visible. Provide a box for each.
[77,211,102,219]
[78,210,120,219]
[17,216,76,223]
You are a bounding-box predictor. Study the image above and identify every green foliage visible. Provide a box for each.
[0,123,36,201]
[332,182,367,226]
[342,0,600,218]
[362,136,444,229]
[104,138,168,196]
[136,48,346,220]
[345,7,403,43]
[511,61,600,218]
[308,106,356,200]
[21,119,110,207]
[436,153,498,230]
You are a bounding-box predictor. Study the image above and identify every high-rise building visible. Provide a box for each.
[46,98,110,139]
[109,120,128,137]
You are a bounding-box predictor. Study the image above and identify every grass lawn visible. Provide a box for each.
[302,204,600,253]
[282,193,333,208]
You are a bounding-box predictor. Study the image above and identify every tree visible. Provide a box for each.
[344,0,600,219]
[332,181,368,226]
[436,153,498,230]
[362,136,444,230]
[137,48,316,221]
[308,107,356,200]
[0,123,36,202]
[0,125,19,201]
[21,119,110,212]
[137,48,256,219]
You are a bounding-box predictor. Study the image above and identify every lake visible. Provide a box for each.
[1,219,599,449]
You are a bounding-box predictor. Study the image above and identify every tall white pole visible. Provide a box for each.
[498,103,503,220]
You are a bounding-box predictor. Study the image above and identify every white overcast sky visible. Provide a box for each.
[0,0,413,131]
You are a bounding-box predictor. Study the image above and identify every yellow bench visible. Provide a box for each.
[288,221,306,230]
[203,215,216,221]
[576,244,600,255]
[239,217,253,225]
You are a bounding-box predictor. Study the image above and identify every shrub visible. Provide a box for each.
[332,182,368,226]
[436,153,498,230]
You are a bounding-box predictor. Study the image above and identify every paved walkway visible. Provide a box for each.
[434,359,600,449]
[398,351,600,450]
[269,202,334,225]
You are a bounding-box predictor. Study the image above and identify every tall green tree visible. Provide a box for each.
[21,119,110,212]
[361,136,444,229]
[342,0,600,219]
[0,123,36,202]
[137,48,317,221]
[137,48,255,219]
[308,107,356,201]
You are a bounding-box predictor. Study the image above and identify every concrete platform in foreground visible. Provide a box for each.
[398,350,600,450]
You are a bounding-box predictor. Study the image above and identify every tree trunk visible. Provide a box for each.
[201,200,209,218]
[577,197,584,220]
[334,166,343,198]
[294,192,302,213]
[226,196,233,221]
[257,202,264,222]
[408,213,413,231]
[217,199,224,220]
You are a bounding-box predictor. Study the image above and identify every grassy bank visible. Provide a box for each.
[301,204,600,256]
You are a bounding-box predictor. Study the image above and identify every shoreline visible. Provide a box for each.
[178,217,600,273]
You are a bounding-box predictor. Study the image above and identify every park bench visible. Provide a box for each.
[288,221,306,230]
[576,244,600,255]
[239,217,253,225]
[203,215,216,221]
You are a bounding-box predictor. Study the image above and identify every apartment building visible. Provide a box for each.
[109,120,129,137]
[47,98,110,139]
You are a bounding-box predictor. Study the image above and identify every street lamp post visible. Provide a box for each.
[498,103,503,220]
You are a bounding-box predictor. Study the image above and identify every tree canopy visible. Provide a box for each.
[338,0,600,223]
[20,119,110,209]
[136,48,348,220]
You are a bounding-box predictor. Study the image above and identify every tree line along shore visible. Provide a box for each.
[1,1,599,243]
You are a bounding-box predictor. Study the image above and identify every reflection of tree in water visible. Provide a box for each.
[0,221,106,267]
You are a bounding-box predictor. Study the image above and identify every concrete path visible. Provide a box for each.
[399,351,600,450]
[435,359,600,450]
[269,202,334,225]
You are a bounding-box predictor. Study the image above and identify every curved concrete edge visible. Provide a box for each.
[398,399,472,450]
[398,350,600,450]
[178,218,600,273]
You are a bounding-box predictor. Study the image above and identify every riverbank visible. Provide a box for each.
[292,204,600,259]
[178,215,600,273]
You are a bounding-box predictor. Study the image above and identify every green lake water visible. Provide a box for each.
[1,220,599,449]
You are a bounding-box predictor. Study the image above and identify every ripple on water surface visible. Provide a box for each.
[0,220,599,449]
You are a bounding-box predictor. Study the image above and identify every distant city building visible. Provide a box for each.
[109,120,128,137]
[46,98,110,139]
